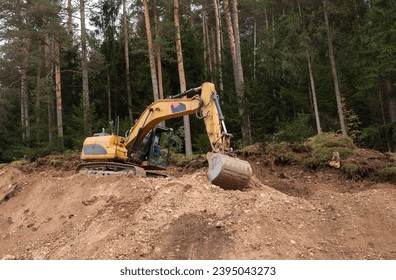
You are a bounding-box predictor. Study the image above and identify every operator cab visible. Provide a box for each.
[139,126,173,169]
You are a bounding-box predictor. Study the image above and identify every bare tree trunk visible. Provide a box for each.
[21,35,31,142]
[386,79,396,123]
[307,50,321,134]
[385,78,396,151]
[298,1,321,134]
[210,27,217,68]
[205,14,213,79]
[153,0,163,99]
[202,11,208,79]
[123,0,133,124]
[44,34,54,144]
[253,19,257,80]
[224,0,237,89]
[323,0,347,137]
[36,45,43,141]
[174,0,192,156]
[48,99,54,145]
[378,89,391,152]
[143,0,159,101]
[80,0,91,136]
[264,9,269,29]
[213,0,223,93]
[231,0,243,83]
[224,0,252,145]
[271,13,275,46]
[54,39,64,147]
[107,72,112,122]
[67,0,73,34]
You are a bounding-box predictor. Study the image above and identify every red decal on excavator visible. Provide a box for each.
[170,102,186,113]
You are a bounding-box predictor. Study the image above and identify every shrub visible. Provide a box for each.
[274,114,316,143]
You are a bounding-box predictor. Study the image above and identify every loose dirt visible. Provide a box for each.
[0,154,395,260]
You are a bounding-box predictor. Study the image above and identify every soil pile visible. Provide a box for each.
[0,154,395,260]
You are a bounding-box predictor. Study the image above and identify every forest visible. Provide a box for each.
[0,0,395,163]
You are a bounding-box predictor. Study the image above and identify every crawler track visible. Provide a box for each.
[76,162,167,178]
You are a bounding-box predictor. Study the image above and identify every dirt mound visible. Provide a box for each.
[0,154,395,260]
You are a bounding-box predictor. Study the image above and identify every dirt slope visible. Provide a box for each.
[0,156,395,260]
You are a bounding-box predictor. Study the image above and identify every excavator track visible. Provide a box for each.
[76,162,145,176]
[206,152,252,190]
[76,162,168,178]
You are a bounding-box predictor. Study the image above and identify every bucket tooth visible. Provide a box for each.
[206,152,252,190]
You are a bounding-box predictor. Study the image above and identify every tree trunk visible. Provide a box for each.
[378,89,391,152]
[143,0,159,102]
[253,19,257,80]
[205,14,213,79]
[213,0,223,93]
[153,0,163,100]
[107,72,112,122]
[123,0,133,124]
[67,0,73,34]
[307,50,322,134]
[202,11,208,79]
[80,0,91,136]
[385,78,396,151]
[174,0,192,156]
[298,1,321,134]
[264,9,269,29]
[21,35,31,143]
[36,44,43,142]
[54,39,64,147]
[210,26,217,78]
[224,0,252,145]
[323,0,347,137]
[44,34,54,144]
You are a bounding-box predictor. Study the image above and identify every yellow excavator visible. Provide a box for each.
[77,82,252,190]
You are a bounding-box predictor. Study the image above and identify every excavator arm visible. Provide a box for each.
[124,82,231,153]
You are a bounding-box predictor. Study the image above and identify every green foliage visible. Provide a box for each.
[169,153,205,167]
[304,133,355,168]
[304,146,354,168]
[344,106,362,143]
[378,166,396,181]
[170,126,184,154]
[192,133,211,153]
[23,145,59,162]
[341,163,366,180]
[360,124,396,152]
[1,0,396,163]
[306,133,356,150]
[264,142,301,165]
[341,162,396,181]
[274,114,316,143]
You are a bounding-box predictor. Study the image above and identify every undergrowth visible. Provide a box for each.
[303,133,355,168]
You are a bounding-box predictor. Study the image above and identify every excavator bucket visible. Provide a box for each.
[206,152,252,190]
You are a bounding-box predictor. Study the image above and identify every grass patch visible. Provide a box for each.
[303,133,355,168]
[10,159,30,166]
[378,166,396,181]
[306,133,355,150]
[388,153,396,162]
[169,153,206,166]
[264,142,301,165]
[341,162,371,179]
